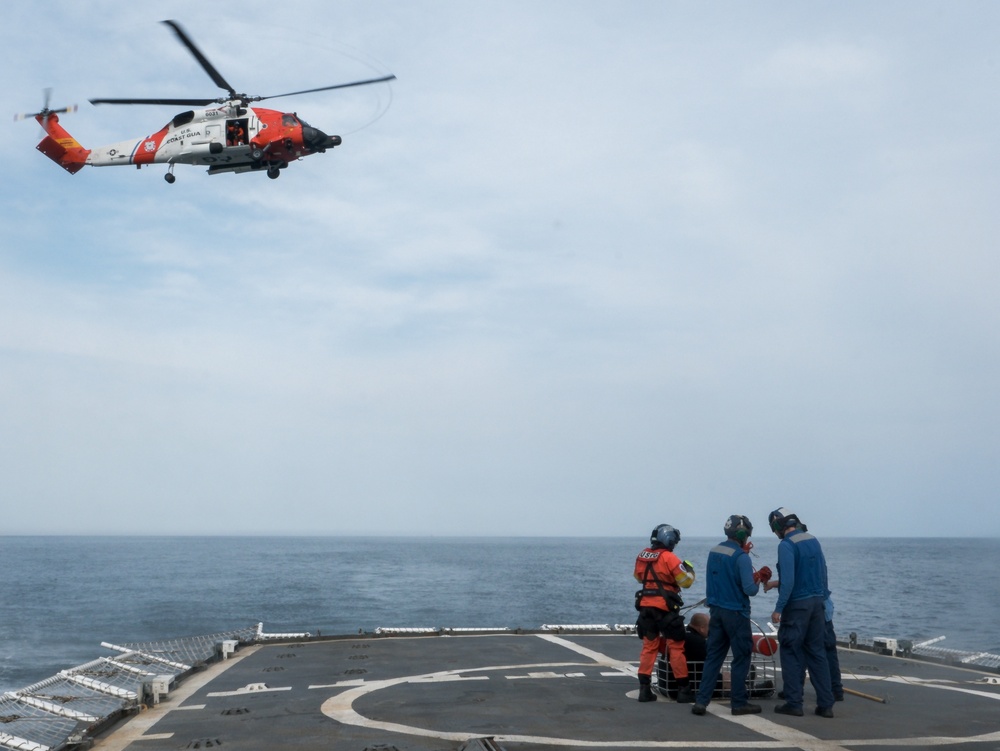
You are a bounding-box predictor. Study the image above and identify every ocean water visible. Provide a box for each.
[2,535,998,694]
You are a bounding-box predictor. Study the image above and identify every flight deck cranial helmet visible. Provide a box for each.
[768,507,801,534]
[650,524,681,551]
[724,514,753,544]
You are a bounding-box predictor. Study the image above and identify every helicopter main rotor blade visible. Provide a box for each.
[257,74,397,101]
[161,20,237,98]
[89,97,218,106]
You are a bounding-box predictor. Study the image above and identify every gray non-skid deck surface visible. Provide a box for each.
[93,632,1000,751]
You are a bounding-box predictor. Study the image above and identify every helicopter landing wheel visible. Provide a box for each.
[267,166,280,179]
[164,172,176,184]
[250,147,264,161]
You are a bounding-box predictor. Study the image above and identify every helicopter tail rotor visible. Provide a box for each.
[13,104,78,121]
[14,88,78,122]
[18,90,90,174]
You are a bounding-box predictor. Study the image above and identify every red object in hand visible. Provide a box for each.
[753,566,773,584]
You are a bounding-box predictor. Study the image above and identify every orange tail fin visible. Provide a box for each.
[36,113,90,174]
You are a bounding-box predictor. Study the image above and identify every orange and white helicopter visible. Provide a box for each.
[17,20,394,183]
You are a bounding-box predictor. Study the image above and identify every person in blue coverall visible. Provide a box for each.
[820,596,844,701]
[691,515,769,716]
[766,507,835,718]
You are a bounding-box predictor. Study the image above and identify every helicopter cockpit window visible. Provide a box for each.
[172,111,196,128]
[281,114,299,127]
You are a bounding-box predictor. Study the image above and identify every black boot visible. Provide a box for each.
[638,674,657,702]
[675,678,694,704]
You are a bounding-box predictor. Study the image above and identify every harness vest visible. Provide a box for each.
[634,547,692,611]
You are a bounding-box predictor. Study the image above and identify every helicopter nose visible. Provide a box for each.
[302,125,342,153]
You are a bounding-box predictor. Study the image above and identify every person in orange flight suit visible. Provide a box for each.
[227,122,246,146]
[634,524,696,703]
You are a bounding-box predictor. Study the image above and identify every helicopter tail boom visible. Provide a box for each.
[35,112,90,174]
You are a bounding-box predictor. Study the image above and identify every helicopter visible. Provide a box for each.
[17,20,395,183]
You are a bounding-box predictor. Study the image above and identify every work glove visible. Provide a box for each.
[753,566,773,584]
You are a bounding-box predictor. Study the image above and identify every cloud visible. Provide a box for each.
[2,2,999,538]
[749,39,886,91]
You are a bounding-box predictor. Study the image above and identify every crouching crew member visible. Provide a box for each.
[634,523,696,703]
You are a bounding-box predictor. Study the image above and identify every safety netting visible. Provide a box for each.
[0,625,265,751]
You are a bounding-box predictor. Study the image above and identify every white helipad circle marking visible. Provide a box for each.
[319,636,1000,749]
[320,664,1000,748]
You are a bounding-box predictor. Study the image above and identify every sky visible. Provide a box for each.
[2,1,998,537]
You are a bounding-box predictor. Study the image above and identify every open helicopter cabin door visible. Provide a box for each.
[225,118,250,147]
